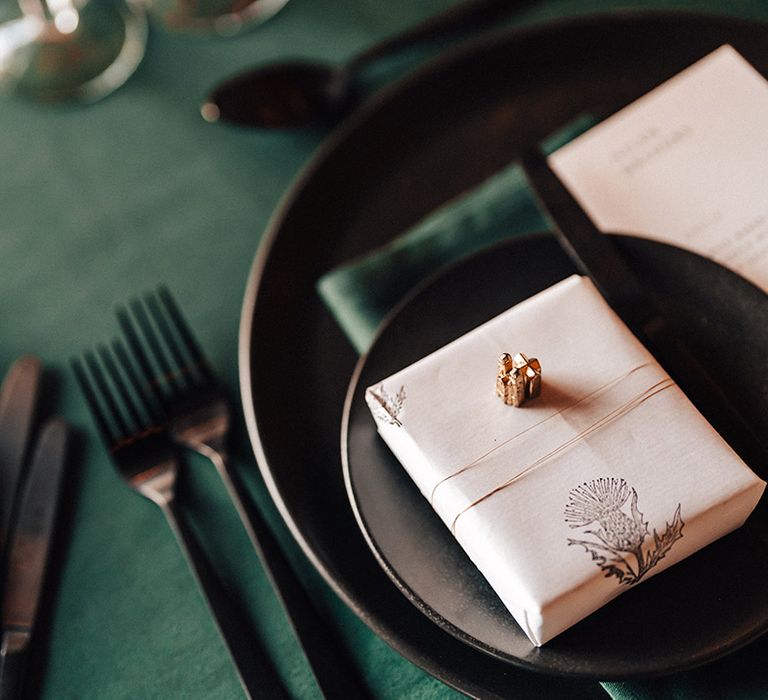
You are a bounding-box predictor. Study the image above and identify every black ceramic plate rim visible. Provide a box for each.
[340,232,768,678]
[239,3,756,614]
[237,8,768,687]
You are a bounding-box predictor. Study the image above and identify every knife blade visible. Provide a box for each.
[0,418,69,700]
[521,148,768,470]
[0,356,42,548]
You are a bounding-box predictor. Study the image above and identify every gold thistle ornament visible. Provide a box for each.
[495,352,542,406]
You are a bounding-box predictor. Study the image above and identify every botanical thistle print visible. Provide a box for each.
[564,477,683,585]
[366,384,406,427]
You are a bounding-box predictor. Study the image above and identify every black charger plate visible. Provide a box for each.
[343,233,768,677]
[239,11,768,694]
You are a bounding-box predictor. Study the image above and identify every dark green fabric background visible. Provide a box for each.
[1,1,767,698]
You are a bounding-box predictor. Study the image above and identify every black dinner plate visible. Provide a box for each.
[342,233,768,678]
[239,11,768,694]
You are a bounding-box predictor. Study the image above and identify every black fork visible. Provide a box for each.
[116,287,368,700]
[72,344,287,700]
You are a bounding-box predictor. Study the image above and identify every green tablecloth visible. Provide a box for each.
[1,1,767,698]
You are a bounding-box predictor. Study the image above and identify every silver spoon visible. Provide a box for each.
[202,0,535,128]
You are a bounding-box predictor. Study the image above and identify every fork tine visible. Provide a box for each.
[158,286,213,383]
[145,291,195,386]
[98,342,145,431]
[72,357,120,447]
[83,349,132,441]
[130,298,183,395]
[112,338,164,425]
[117,305,171,410]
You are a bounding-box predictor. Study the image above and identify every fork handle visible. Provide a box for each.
[160,499,289,700]
[210,449,369,699]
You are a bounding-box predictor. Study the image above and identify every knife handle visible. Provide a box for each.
[0,632,27,700]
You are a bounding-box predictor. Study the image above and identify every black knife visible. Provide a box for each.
[0,418,69,700]
[521,148,768,470]
[0,356,43,549]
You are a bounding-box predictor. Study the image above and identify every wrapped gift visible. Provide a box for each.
[365,275,765,646]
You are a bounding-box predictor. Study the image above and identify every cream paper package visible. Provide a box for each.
[365,275,765,646]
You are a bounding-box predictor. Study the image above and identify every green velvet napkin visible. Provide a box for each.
[317,114,768,700]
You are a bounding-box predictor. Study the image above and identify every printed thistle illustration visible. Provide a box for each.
[564,477,683,585]
[367,384,406,427]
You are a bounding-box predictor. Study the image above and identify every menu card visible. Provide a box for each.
[549,45,768,293]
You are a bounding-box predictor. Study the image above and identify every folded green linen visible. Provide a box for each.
[316,113,768,700]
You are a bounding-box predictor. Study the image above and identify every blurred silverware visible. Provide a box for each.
[116,287,368,698]
[0,417,69,700]
[202,0,535,128]
[0,355,42,547]
[72,344,287,700]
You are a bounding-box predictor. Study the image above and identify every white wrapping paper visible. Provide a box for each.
[366,275,765,645]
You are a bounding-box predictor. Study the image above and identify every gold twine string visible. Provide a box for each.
[449,377,675,534]
[429,362,654,505]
